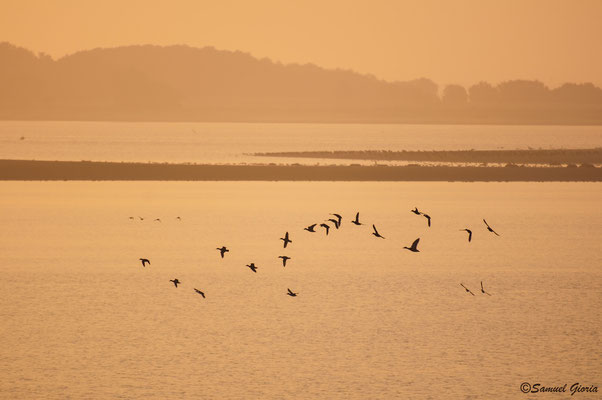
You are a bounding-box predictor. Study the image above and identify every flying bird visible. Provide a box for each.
[403,238,420,252]
[351,212,362,226]
[304,224,317,232]
[422,213,431,227]
[194,288,205,298]
[280,232,292,248]
[287,288,298,297]
[483,219,500,236]
[216,246,229,258]
[411,207,421,215]
[170,278,180,288]
[372,224,385,239]
[128,216,134,220]
[176,216,181,220]
[320,223,330,235]
[278,256,290,267]
[154,218,161,222]
[480,281,492,296]
[246,263,258,273]
[327,218,340,229]
[460,229,472,242]
[460,283,475,296]
[139,258,150,267]
[138,216,144,221]
[331,213,342,227]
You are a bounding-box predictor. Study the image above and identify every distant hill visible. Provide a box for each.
[1,42,601,124]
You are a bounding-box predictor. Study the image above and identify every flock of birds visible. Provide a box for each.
[133,208,501,299]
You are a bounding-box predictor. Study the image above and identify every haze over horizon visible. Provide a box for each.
[1,0,601,88]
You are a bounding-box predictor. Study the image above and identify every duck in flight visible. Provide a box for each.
[331,213,342,227]
[460,283,475,296]
[139,258,150,267]
[246,263,258,273]
[304,224,317,232]
[216,246,229,258]
[372,224,385,239]
[422,213,431,227]
[351,212,362,226]
[279,256,290,267]
[403,238,420,252]
[320,223,330,235]
[287,288,298,297]
[280,232,292,248]
[483,219,500,236]
[480,281,492,296]
[194,288,205,298]
[327,218,340,229]
[170,278,181,288]
[460,228,472,242]
[411,207,421,215]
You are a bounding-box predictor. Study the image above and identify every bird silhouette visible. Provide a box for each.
[483,219,500,236]
[460,229,472,242]
[422,213,431,227]
[176,216,181,220]
[194,288,205,298]
[304,224,317,232]
[403,238,420,252]
[287,288,298,297]
[154,218,161,222]
[128,216,134,220]
[216,246,229,258]
[170,279,180,288]
[331,213,342,227]
[411,207,421,215]
[139,258,150,267]
[246,263,258,273]
[138,216,144,221]
[320,223,330,235]
[460,283,475,296]
[279,256,290,267]
[372,224,385,239]
[327,218,340,229]
[480,281,492,296]
[351,212,362,225]
[280,232,292,248]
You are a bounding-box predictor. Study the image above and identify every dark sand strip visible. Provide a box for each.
[0,160,600,181]
[253,148,602,165]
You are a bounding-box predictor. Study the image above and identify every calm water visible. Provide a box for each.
[1,181,600,399]
[1,121,602,164]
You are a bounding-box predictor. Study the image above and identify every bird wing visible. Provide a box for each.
[468,231,472,242]
[284,232,289,240]
[411,238,420,249]
[287,288,294,295]
[483,219,490,228]
[481,281,484,291]
[355,212,360,222]
[372,224,379,235]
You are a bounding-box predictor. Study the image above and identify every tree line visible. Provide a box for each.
[1,42,601,124]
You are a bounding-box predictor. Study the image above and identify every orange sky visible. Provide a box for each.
[1,0,601,87]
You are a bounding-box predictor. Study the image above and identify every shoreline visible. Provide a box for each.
[1,159,600,182]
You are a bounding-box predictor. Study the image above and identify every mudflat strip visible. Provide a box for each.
[0,159,600,181]
[252,148,602,165]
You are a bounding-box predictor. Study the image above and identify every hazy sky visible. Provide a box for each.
[1,0,601,87]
